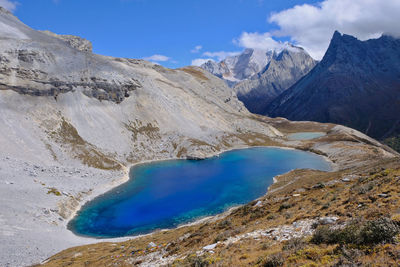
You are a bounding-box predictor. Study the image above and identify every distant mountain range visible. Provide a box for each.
[266,31,400,141]
[234,46,316,114]
[200,45,316,114]
[201,48,276,86]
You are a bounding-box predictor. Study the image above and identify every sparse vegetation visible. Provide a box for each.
[278,202,292,211]
[234,132,282,147]
[176,147,188,158]
[47,187,62,196]
[384,134,400,152]
[282,237,307,252]
[260,252,284,267]
[179,67,209,81]
[49,118,121,170]
[124,120,160,141]
[175,254,223,267]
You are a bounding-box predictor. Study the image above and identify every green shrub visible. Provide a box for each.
[311,217,399,246]
[47,187,62,196]
[383,134,400,152]
[282,237,306,251]
[278,203,292,211]
[334,247,365,266]
[360,217,399,244]
[216,219,232,229]
[238,205,252,216]
[261,252,284,267]
[185,254,210,267]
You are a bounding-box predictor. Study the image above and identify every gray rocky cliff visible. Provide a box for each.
[234,46,316,114]
[0,9,142,103]
[40,30,93,52]
[266,31,400,140]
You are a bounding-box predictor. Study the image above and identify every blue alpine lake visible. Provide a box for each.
[68,147,331,238]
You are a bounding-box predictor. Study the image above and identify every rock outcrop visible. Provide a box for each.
[40,30,93,52]
[0,11,141,103]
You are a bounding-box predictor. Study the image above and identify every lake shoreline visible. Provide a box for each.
[65,144,335,241]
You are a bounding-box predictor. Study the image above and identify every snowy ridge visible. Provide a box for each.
[234,46,316,114]
[201,48,275,86]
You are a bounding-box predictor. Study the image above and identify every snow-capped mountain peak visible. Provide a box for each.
[200,48,276,86]
[200,43,309,86]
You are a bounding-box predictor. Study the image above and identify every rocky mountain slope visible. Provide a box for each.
[0,7,285,266]
[234,46,316,114]
[200,48,275,85]
[39,30,93,52]
[0,6,283,162]
[266,31,400,141]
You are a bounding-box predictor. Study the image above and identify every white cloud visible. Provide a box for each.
[268,0,400,59]
[190,51,241,65]
[235,32,283,50]
[202,51,241,61]
[235,0,400,60]
[0,0,18,12]
[191,58,214,66]
[143,54,170,62]
[190,45,202,53]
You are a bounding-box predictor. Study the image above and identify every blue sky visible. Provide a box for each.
[5,0,400,68]
[10,0,318,67]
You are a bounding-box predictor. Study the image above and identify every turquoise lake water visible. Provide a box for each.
[288,132,326,140]
[69,147,331,238]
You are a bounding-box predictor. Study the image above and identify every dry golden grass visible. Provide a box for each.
[46,187,62,196]
[249,114,335,134]
[179,67,210,81]
[124,120,160,142]
[176,147,188,158]
[49,118,122,170]
[234,132,283,147]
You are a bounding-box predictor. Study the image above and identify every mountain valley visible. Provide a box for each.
[0,5,399,267]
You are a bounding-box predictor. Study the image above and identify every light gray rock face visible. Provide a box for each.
[40,30,93,52]
[234,46,316,114]
[0,8,141,103]
[201,60,229,78]
[201,48,275,86]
